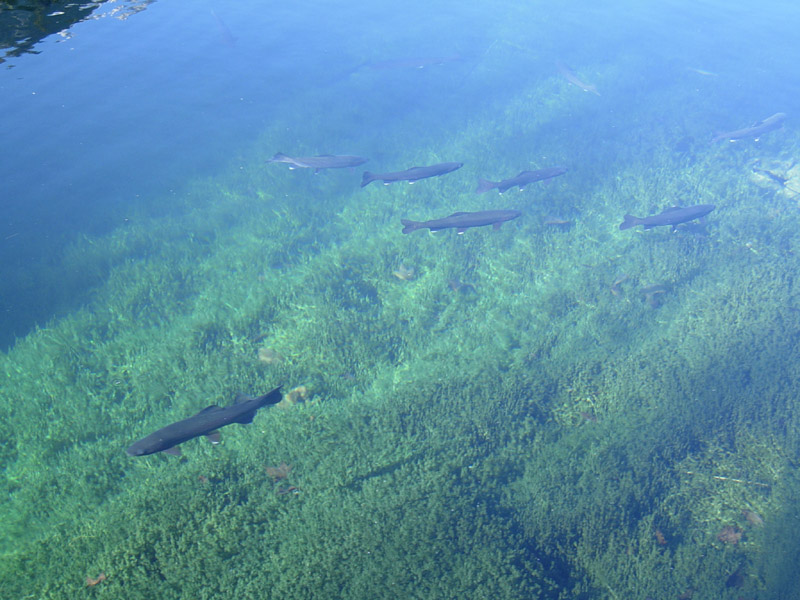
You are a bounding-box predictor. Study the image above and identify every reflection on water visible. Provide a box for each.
[0,0,154,65]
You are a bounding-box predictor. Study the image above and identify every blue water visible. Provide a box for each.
[3,0,800,597]
[2,1,799,300]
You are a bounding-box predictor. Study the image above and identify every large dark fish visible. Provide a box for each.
[361,162,463,187]
[401,210,521,234]
[126,387,283,456]
[268,153,368,172]
[619,204,715,231]
[476,166,567,194]
[712,113,786,143]
[556,60,600,96]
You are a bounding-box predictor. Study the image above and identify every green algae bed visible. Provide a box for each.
[3,63,800,600]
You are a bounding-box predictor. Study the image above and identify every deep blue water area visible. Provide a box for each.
[2,1,800,351]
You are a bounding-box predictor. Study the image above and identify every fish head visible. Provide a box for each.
[126,443,148,457]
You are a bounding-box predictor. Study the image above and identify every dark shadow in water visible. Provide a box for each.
[0,0,154,66]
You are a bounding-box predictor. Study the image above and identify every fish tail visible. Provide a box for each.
[255,385,284,408]
[267,152,288,163]
[361,172,376,187]
[401,219,422,234]
[619,215,640,230]
[475,178,497,194]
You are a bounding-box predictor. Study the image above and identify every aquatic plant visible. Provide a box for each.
[3,34,800,600]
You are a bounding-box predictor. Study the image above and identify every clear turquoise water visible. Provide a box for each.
[2,1,800,598]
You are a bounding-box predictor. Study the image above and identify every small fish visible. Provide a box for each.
[401,210,521,234]
[640,284,668,308]
[609,274,629,296]
[712,112,786,143]
[267,153,368,172]
[619,204,715,231]
[742,509,764,527]
[543,216,573,228]
[752,165,788,185]
[687,67,719,77]
[361,162,463,187]
[556,60,600,96]
[476,166,567,194]
[126,387,283,456]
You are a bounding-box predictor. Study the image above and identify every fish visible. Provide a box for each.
[687,67,719,77]
[126,386,283,456]
[401,210,521,234]
[712,113,786,143]
[211,10,237,46]
[556,60,600,96]
[267,153,368,172]
[476,166,567,193]
[619,204,715,231]
[361,162,463,187]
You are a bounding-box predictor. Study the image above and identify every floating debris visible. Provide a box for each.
[448,278,477,294]
[654,528,667,546]
[717,525,743,545]
[278,385,312,408]
[257,347,284,365]
[393,264,415,281]
[265,462,292,481]
[86,574,106,587]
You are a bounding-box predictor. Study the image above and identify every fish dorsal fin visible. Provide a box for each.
[517,171,532,177]
[234,393,254,404]
[198,405,223,414]
[447,212,470,217]
[319,154,335,157]
[663,206,684,213]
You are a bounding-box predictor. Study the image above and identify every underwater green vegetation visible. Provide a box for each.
[2,51,800,600]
